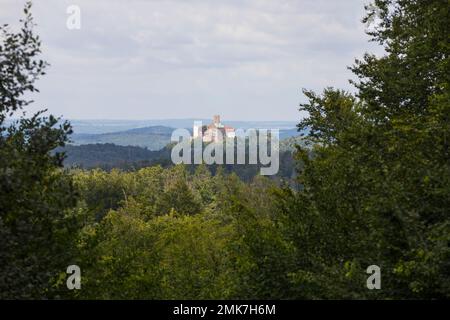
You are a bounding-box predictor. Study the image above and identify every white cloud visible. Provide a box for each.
[0,0,381,120]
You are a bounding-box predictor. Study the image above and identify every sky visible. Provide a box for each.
[1,0,382,121]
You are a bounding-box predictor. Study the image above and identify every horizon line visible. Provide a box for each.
[6,117,300,123]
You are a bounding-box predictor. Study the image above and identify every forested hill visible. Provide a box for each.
[59,143,173,170]
[70,126,174,150]
[60,140,299,181]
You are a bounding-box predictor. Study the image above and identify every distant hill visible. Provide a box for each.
[60,134,307,181]
[60,143,172,169]
[67,119,299,134]
[70,126,174,150]
[279,135,307,152]
[279,128,301,140]
[69,124,303,151]
[5,118,300,135]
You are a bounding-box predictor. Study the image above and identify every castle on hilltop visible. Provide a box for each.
[193,115,236,142]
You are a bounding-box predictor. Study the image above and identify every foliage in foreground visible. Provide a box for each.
[0,2,78,299]
[63,166,295,299]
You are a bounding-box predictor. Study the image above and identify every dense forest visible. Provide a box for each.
[59,143,174,170]
[59,139,299,182]
[0,0,449,299]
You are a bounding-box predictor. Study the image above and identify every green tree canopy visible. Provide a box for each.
[0,2,79,299]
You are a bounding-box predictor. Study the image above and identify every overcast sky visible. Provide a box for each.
[1,0,382,121]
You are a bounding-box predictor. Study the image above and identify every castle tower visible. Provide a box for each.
[213,115,221,125]
[193,122,202,139]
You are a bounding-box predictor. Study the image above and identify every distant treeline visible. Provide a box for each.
[59,138,301,182]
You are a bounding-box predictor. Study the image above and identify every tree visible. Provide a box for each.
[154,166,201,216]
[283,0,450,299]
[0,2,79,299]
